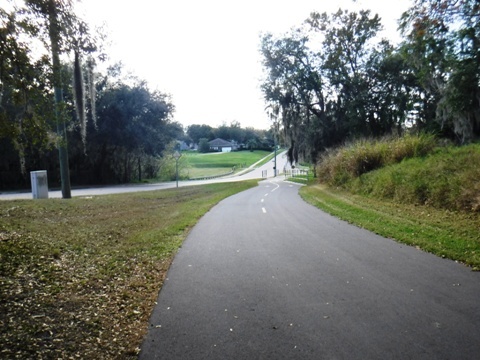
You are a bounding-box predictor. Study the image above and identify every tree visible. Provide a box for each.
[400,0,480,143]
[82,79,175,183]
[244,127,261,150]
[214,122,231,141]
[187,124,214,144]
[260,7,425,167]
[198,138,210,153]
[0,4,179,188]
[260,29,326,165]
[308,9,384,138]
[227,120,245,143]
[259,2,480,167]
[22,0,99,197]
[363,41,416,135]
[0,6,58,185]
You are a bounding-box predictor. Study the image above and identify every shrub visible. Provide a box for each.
[198,138,210,153]
[347,143,480,213]
[388,133,437,163]
[316,133,437,187]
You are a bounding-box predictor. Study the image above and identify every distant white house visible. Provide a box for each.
[208,138,238,152]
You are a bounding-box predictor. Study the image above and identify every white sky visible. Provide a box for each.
[78,0,412,130]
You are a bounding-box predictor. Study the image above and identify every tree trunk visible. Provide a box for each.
[48,0,71,198]
[124,152,129,183]
[138,157,142,182]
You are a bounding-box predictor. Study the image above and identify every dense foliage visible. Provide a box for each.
[260,1,480,165]
[4,1,479,189]
[0,1,275,191]
[351,143,480,212]
[317,133,438,185]
[0,1,180,190]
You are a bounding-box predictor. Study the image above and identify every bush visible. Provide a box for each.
[349,144,480,213]
[198,138,210,153]
[388,133,437,162]
[317,133,437,187]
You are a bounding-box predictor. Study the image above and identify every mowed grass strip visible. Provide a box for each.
[0,181,257,358]
[185,150,271,178]
[300,184,480,270]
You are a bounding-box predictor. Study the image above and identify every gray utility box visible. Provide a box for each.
[31,170,49,199]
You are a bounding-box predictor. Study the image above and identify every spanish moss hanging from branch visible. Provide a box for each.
[72,48,86,147]
[86,56,97,129]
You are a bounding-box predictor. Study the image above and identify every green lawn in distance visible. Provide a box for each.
[184,150,272,178]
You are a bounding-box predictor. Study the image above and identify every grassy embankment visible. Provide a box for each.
[184,150,272,179]
[0,181,257,358]
[300,134,480,269]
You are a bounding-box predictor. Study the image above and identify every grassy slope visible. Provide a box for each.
[349,144,480,212]
[185,150,271,178]
[0,181,257,358]
[301,140,480,270]
[301,184,480,269]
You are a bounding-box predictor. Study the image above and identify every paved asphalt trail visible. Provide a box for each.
[140,178,480,359]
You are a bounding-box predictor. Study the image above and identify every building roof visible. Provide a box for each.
[208,138,234,147]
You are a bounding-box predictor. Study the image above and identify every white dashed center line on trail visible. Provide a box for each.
[261,181,281,214]
[271,183,280,192]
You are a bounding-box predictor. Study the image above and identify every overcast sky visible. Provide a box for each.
[77,0,412,130]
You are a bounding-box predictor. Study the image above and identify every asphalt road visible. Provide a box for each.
[0,151,290,200]
[140,178,480,359]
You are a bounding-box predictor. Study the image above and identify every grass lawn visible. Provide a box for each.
[0,181,258,358]
[300,184,480,270]
[184,150,272,178]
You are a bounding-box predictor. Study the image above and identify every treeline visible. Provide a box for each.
[185,122,275,152]
[260,0,480,165]
[0,1,182,190]
[0,2,277,192]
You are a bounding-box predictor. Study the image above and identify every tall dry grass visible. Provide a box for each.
[316,134,480,213]
[317,133,437,186]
